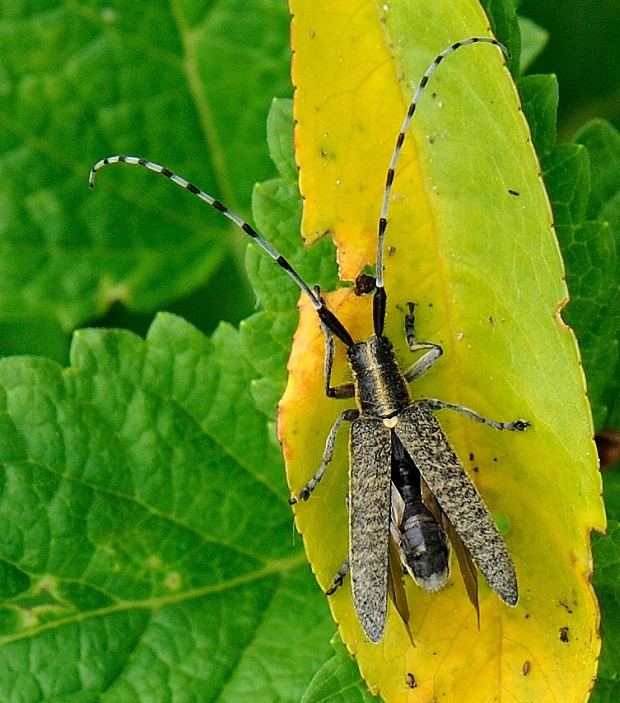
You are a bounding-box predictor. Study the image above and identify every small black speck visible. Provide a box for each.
[406,672,416,689]
[508,189,520,196]
[469,452,474,461]
[559,626,570,643]
[522,660,531,676]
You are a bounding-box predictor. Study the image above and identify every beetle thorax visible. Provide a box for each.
[347,335,411,418]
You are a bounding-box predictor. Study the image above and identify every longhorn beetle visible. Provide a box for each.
[89,36,529,644]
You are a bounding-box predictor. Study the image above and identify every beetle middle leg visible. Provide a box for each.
[322,321,355,399]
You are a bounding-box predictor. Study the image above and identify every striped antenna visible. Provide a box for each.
[88,155,354,347]
[373,37,509,337]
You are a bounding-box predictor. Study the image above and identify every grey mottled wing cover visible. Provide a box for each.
[393,403,518,605]
[349,418,392,643]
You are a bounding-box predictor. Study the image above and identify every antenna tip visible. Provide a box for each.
[497,40,511,60]
[88,159,107,188]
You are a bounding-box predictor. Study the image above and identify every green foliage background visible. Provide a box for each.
[0,1,618,702]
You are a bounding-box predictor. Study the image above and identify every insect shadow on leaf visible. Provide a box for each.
[89,36,528,644]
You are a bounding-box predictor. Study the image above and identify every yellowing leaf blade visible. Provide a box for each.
[283,1,605,701]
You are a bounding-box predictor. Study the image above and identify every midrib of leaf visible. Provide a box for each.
[170,1,239,211]
[0,550,307,647]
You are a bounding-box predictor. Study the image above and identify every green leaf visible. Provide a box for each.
[267,98,300,184]
[543,143,591,227]
[240,99,339,404]
[559,220,620,428]
[301,641,378,703]
[519,74,559,158]
[568,121,620,428]
[575,119,620,219]
[0,316,69,365]
[518,17,549,73]
[519,74,620,431]
[0,312,335,702]
[0,1,291,346]
[591,521,620,702]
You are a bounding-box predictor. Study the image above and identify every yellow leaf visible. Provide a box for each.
[281,0,605,701]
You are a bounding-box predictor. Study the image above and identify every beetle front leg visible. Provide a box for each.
[321,322,355,399]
